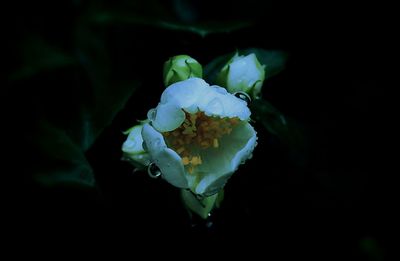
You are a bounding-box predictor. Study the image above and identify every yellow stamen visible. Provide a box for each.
[182,157,190,165]
[213,138,219,148]
[190,156,202,165]
[176,147,185,154]
[162,111,240,174]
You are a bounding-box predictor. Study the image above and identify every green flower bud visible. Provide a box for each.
[163,55,203,86]
[216,53,266,99]
[122,121,151,168]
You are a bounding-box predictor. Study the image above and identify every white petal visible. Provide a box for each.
[141,123,167,155]
[157,77,250,120]
[154,148,188,188]
[198,86,251,120]
[151,103,185,132]
[193,122,256,195]
[231,124,257,169]
[141,124,188,188]
[160,77,208,111]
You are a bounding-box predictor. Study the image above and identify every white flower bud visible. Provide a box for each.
[217,53,266,99]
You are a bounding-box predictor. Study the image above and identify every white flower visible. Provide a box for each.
[217,53,266,99]
[141,77,257,196]
[122,123,151,167]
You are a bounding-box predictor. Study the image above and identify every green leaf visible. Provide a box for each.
[181,189,222,219]
[251,99,289,137]
[89,11,251,37]
[204,52,235,85]
[9,36,76,81]
[31,120,95,188]
[71,21,140,151]
[204,48,288,84]
[359,237,384,261]
[250,99,307,165]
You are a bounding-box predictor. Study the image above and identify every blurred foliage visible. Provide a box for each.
[9,36,76,81]
[31,119,95,188]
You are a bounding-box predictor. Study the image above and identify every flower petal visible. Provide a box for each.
[154,148,188,188]
[150,103,185,132]
[158,77,250,120]
[231,123,257,169]
[141,123,167,154]
[193,122,257,195]
[160,77,208,113]
[142,124,188,188]
[199,86,251,120]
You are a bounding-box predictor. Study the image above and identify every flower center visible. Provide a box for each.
[162,111,239,173]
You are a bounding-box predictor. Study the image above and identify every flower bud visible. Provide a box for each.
[163,55,203,86]
[122,121,151,168]
[216,53,266,99]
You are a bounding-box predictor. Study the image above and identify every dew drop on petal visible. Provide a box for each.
[234,91,251,103]
[147,162,162,178]
[207,98,224,115]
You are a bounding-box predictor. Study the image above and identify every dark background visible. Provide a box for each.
[4,0,392,259]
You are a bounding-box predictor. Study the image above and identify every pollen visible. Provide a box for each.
[162,111,240,174]
[213,138,219,148]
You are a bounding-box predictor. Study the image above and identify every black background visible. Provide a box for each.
[4,0,393,259]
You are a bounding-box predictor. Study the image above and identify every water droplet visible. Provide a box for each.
[234,91,251,103]
[207,98,224,114]
[147,162,161,178]
[147,108,157,121]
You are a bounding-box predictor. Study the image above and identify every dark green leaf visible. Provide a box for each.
[251,99,289,137]
[203,52,235,85]
[251,99,307,165]
[90,11,251,37]
[241,48,288,79]
[359,237,384,261]
[31,120,95,188]
[9,36,75,81]
[70,21,140,151]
